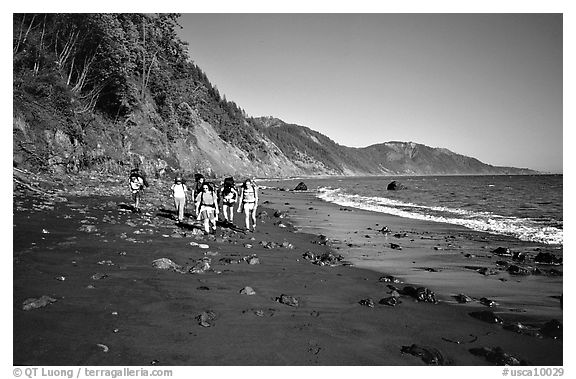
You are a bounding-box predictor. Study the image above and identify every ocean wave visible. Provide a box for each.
[316,187,563,245]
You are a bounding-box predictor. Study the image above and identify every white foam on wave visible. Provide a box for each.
[317,187,563,245]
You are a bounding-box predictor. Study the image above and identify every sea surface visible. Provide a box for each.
[266,175,563,246]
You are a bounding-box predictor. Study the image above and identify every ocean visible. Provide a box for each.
[266,175,563,246]
[260,174,563,320]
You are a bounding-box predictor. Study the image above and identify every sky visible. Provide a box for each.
[176,13,563,173]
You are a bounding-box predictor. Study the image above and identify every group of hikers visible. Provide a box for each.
[128,168,259,234]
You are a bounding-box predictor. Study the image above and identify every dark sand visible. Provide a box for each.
[13,172,562,366]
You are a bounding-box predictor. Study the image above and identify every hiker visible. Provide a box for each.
[191,174,205,214]
[237,178,259,232]
[170,176,188,223]
[195,182,219,234]
[128,168,147,212]
[219,177,238,224]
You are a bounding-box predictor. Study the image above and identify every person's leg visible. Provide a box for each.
[178,197,186,221]
[135,191,140,209]
[211,212,217,232]
[222,205,230,222]
[229,205,234,223]
[173,197,179,220]
[244,208,250,230]
[202,211,210,233]
[250,209,257,231]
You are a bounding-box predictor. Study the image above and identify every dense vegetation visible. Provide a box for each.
[13,13,265,172]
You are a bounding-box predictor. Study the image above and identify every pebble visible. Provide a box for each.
[239,286,256,295]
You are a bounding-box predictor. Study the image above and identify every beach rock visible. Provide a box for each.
[312,234,330,245]
[469,347,525,366]
[503,322,541,337]
[302,251,343,266]
[393,232,407,238]
[512,252,528,262]
[273,210,285,218]
[359,298,375,308]
[387,181,407,191]
[294,182,308,191]
[196,311,216,327]
[275,294,299,307]
[91,273,109,280]
[152,258,185,273]
[219,257,241,265]
[22,295,57,311]
[401,286,438,303]
[454,294,474,303]
[507,265,531,276]
[479,297,497,307]
[239,286,256,296]
[189,260,210,274]
[401,344,446,365]
[477,267,498,276]
[379,296,401,307]
[416,287,438,303]
[96,343,109,353]
[378,226,391,234]
[390,243,402,250]
[469,310,504,324]
[540,319,562,339]
[244,255,260,265]
[302,251,315,261]
[492,247,512,257]
[78,224,98,233]
[534,252,562,265]
[379,275,402,284]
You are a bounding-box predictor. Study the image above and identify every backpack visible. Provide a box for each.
[198,183,217,208]
[130,170,149,188]
[223,177,235,188]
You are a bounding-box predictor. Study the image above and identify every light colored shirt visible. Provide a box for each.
[171,183,187,198]
[196,192,216,206]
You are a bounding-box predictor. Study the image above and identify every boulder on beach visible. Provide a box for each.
[294,182,308,191]
[387,181,407,190]
[534,252,562,265]
[401,344,446,365]
[469,310,504,324]
[469,346,525,366]
[22,295,57,311]
[275,294,299,307]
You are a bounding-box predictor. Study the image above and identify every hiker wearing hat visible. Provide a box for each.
[171,176,189,223]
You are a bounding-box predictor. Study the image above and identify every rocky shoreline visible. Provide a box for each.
[13,170,562,365]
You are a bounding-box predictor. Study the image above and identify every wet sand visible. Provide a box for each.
[13,172,562,366]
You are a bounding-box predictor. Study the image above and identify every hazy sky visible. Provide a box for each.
[176,14,563,172]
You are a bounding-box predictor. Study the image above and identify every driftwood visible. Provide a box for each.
[13,168,61,199]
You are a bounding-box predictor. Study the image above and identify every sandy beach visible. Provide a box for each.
[13,172,562,366]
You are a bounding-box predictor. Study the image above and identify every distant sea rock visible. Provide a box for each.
[387,181,407,190]
[294,182,308,191]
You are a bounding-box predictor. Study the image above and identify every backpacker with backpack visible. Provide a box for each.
[221,177,237,205]
[129,169,149,188]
